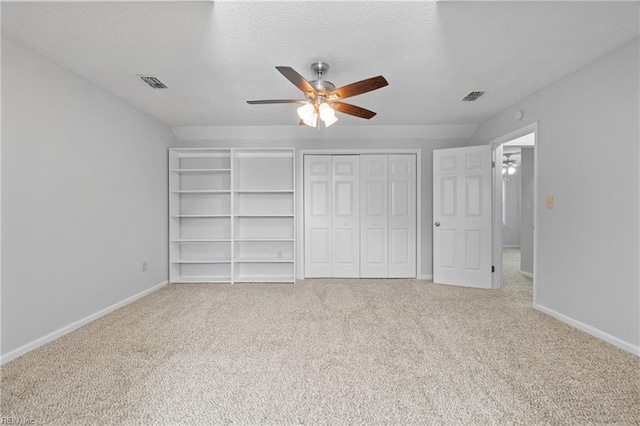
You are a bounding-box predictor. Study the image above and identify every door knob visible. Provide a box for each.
[435,221,440,227]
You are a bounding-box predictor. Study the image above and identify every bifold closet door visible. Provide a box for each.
[305,154,415,278]
[360,155,389,277]
[304,155,360,277]
[331,156,360,277]
[304,155,332,277]
[361,154,417,278]
[388,154,416,277]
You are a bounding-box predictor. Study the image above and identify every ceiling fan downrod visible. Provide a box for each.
[308,62,336,94]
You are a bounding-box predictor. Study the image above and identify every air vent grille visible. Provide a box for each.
[461,91,485,102]
[139,75,167,89]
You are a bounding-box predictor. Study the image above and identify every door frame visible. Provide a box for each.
[489,122,538,298]
[297,149,422,280]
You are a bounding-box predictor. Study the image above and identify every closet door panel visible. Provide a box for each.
[304,155,332,277]
[388,154,417,277]
[390,229,409,263]
[360,155,389,277]
[332,156,360,277]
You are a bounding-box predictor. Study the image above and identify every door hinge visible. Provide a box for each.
[491,161,496,168]
[492,265,495,273]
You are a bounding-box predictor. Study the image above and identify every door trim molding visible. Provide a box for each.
[297,149,422,280]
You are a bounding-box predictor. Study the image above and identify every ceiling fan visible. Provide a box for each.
[502,153,519,176]
[246,62,388,128]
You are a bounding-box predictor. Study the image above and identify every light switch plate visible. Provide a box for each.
[546,196,554,209]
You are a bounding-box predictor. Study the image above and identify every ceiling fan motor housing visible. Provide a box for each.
[309,79,336,94]
[309,62,335,95]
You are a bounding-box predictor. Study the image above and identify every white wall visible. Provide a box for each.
[1,37,175,359]
[502,172,521,247]
[471,38,640,353]
[520,147,535,274]
[178,137,479,278]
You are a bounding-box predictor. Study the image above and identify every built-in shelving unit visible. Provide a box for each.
[169,148,295,284]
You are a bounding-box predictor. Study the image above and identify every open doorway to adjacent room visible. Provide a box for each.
[491,123,537,298]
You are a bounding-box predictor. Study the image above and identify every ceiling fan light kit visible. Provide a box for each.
[502,153,518,178]
[247,61,388,129]
[296,102,314,121]
[296,95,338,128]
[322,112,338,127]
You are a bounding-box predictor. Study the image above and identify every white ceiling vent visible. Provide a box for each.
[461,91,485,102]
[139,75,167,89]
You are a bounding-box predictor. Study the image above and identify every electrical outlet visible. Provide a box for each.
[142,261,148,272]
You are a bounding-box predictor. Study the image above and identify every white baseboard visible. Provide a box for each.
[502,245,521,248]
[534,303,639,357]
[520,270,533,278]
[418,275,433,280]
[1,280,168,364]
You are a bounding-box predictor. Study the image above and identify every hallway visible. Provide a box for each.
[502,247,533,299]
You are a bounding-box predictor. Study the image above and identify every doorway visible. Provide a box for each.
[491,123,537,297]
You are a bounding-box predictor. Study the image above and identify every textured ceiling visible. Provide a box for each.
[2,1,638,128]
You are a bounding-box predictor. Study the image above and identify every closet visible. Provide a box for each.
[304,154,416,278]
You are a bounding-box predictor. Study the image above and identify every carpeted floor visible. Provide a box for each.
[1,249,638,425]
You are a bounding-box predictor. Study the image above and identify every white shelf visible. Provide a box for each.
[172,239,231,243]
[234,276,294,283]
[171,214,231,218]
[171,190,231,194]
[172,278,232,284]
[171,260,231,264]
[171,168,231,173]
[234,190,293,193]
[234,238,294,242]
[233,214,294,218]
[235,259,294,263]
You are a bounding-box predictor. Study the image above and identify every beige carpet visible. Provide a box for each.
[2,249,638,425]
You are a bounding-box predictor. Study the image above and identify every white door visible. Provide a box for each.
[332,156,360,277]
[433,146,492,288]
[360,155,389,277]
[304,155,332,277]
[388,155,417,277]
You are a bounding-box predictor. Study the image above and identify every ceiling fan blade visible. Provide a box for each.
[329,75,388,100]
[247,99,307,105]
[331,101,377,119]
[275,66,317,97]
